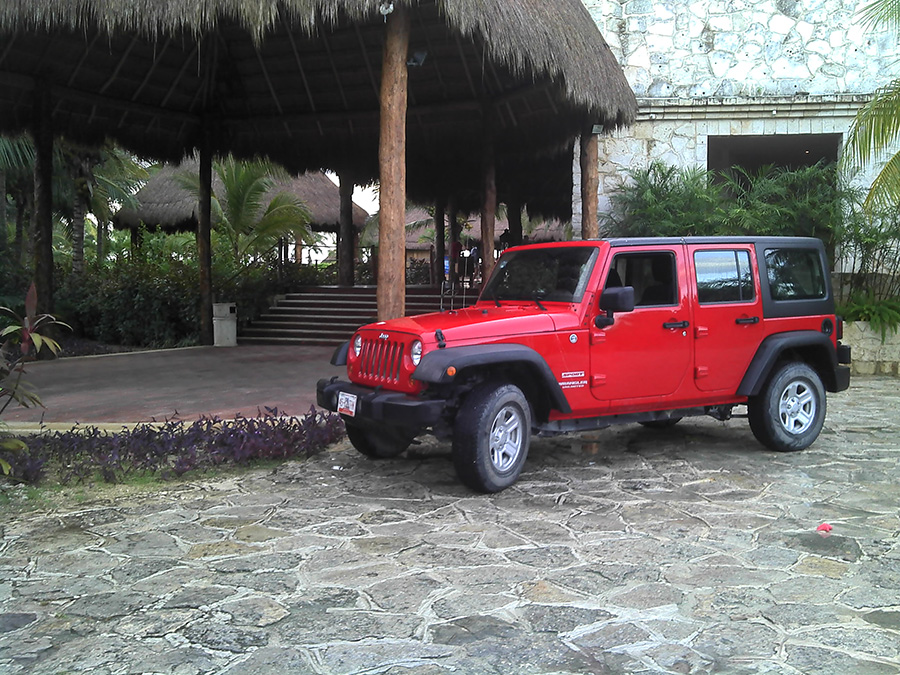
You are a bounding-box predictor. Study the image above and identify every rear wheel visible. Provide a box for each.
[453,383,532,493]
[345,423,414,459]
[748,362,825,452]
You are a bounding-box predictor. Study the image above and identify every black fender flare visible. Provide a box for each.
[331,341,349,366]
[738,331,839,396]
[413,344,572,414]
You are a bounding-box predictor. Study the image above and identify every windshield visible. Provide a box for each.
[481,246,599,303]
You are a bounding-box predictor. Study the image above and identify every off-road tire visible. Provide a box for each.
[748,361,825,452]
[345,423,414,459]
[453,383,532,493]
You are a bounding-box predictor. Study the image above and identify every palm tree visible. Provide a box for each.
[842,0,900,211]
[0,135,36,262]
[176,156,313,265]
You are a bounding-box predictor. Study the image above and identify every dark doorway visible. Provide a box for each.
[708,133,840,173]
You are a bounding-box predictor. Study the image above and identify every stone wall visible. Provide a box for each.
[571,0,900,226]
[843,321,900,376]
[583,0,899,100]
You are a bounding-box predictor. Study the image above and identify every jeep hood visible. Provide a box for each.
[362,304,572,345]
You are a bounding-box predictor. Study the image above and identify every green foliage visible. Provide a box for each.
[601,163,724,237]
[602,161,847,254]
[1,283,70,420]
[175,156,313,264]
[55,229,333,348]
[406,258,432,285]
[57,233,201,348]
[833,205,900,304]
[841,0,900,212]
[838,295,900,341]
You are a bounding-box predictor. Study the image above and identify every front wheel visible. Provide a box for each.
[748,362,825,452]
[345,423,415,459]
[453,383,532,493]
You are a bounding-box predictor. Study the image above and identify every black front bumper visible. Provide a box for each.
[316,378,447,427]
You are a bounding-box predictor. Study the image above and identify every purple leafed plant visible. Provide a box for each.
[0,407,345,486]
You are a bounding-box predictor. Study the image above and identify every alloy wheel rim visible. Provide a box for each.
[778,380,816,435]
[489,404,523,472]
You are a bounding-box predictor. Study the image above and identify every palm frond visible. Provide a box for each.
[863,151,900,212]
[0,134,34,170]
[842,79,900,171]
[857,0,900,31]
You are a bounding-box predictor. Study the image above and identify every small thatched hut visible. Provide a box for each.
[113,164,368,235]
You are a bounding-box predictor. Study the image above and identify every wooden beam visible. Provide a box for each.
[580,132,599,239]
[449,200,460,287]
[32,83,54,314]
[197,133,214,346]
[507,197,523,247]
[480,115,497,282]
[434,199,446,286]
[377,6,410,321]
[338,172,355,287]
[354,24,381,99]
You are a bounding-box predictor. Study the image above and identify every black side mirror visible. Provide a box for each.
[595,286,635,328]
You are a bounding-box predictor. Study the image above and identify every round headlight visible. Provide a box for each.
[410,340,423,366]
[353,334,362,356]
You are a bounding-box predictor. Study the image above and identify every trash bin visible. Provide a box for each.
[213,303,237,347]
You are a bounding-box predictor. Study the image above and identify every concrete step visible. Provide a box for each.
[237,286,470,347]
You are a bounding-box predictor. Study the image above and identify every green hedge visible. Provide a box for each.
[54,233,337,349]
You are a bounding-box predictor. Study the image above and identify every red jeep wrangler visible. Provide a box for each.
[318,237,851,492]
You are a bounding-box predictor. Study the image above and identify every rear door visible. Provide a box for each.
[589,245,692,405]
[689,244,763,392]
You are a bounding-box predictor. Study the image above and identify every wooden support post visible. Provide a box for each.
[434,200,446,286]
[198,142,214,346]
[32,84,54,314]
[338,172,355,286]
[448,200,460,287]
[377,6,410,320]
[580,131,599,240]
[480,118,497,282]
[507,197,523,247]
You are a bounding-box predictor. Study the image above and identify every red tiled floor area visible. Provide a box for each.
[3,345,341,425]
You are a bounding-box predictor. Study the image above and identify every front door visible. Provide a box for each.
[590,247,692,406]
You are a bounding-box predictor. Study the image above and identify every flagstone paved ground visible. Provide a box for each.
[1,368,898,674]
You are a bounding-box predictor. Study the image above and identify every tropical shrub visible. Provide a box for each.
[1,284,69,476]
[1,283,69,416]
[0,407,344,486]
[55,230,330,348]
[838,295,900,341]
[600,162,724,237]
[602,161,847,245]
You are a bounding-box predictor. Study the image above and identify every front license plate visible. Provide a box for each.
[337,392,357,417]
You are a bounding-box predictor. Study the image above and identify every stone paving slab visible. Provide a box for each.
[1,377,899,674]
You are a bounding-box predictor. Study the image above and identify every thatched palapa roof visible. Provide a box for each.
[0,0,636,218]
[112,162,368,233]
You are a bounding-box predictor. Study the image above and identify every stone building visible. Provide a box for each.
[575,0,900,223]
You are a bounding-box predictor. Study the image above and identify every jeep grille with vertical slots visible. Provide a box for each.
[358,336,406,384]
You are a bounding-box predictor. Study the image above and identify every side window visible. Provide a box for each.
[694,250,755,304]
[765,248,826,301]
[607,252,677,306]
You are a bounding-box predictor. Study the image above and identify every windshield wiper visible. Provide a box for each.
[533,292,547,311]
